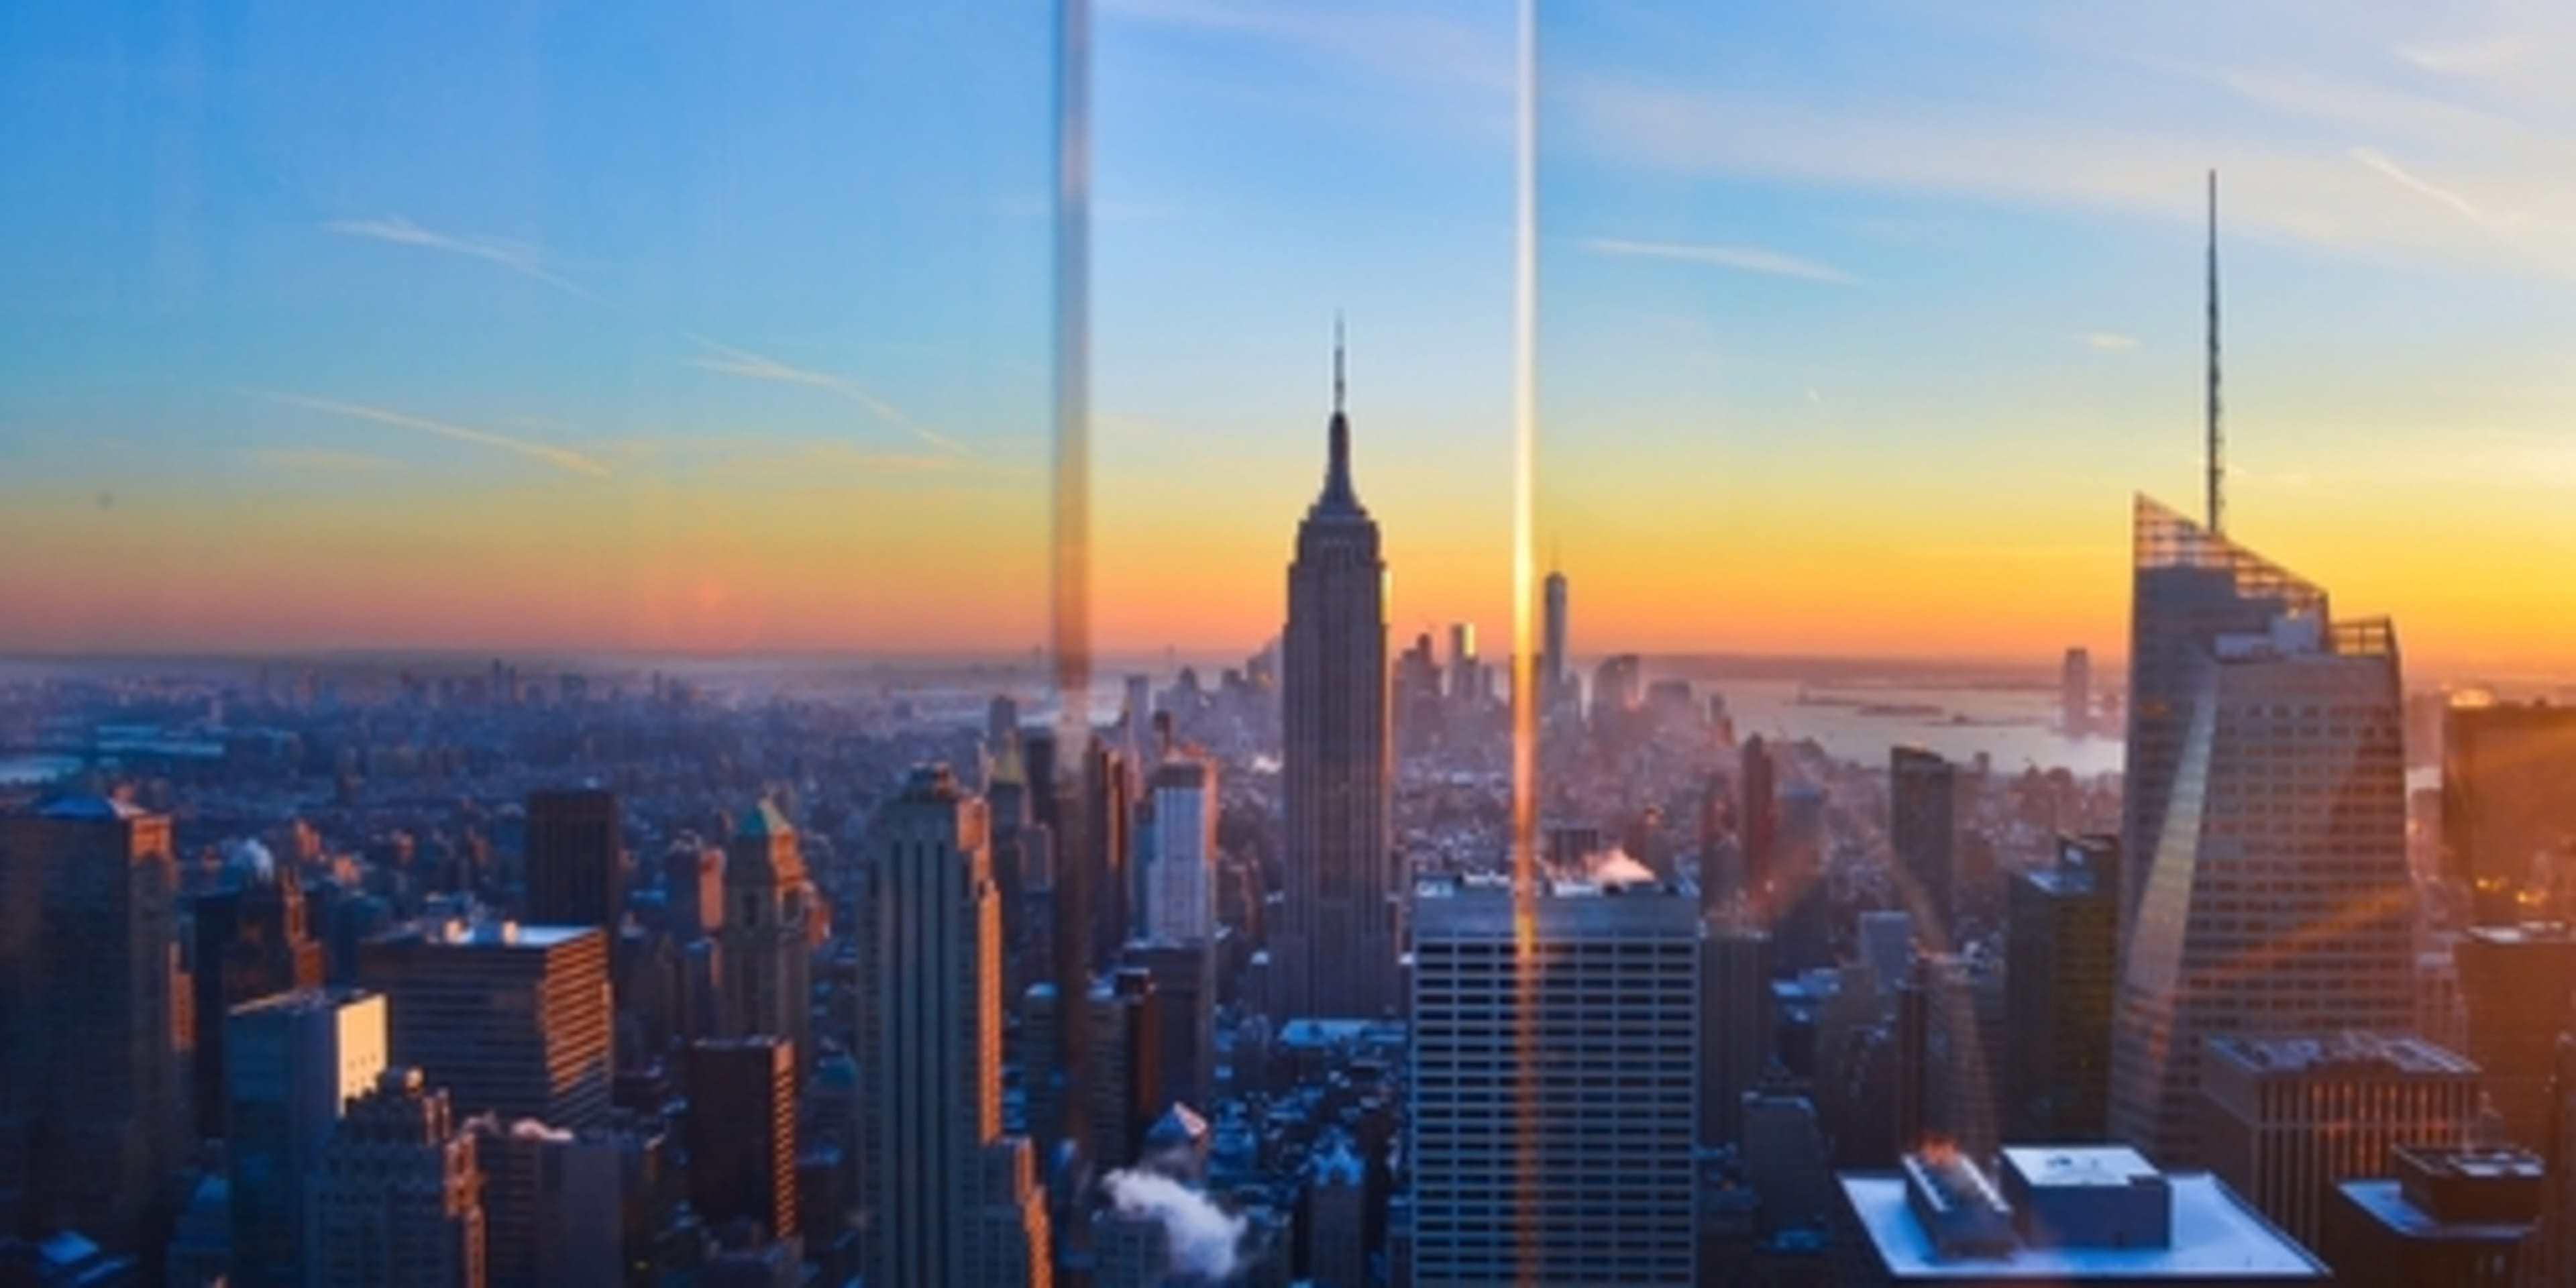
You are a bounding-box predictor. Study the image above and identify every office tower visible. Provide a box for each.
[2062,647,2093,737]
[1091,1204,1173,1288]
[1410,875,1700,1286]
[529,1132,622,1288]
[1742,737,1778,898]
[1023,725,1063,830]
[1277,337,1397,1022]
[1701,924,1774,1148]
[2320,1145,2540,1288]
[2003,836,2119,1143]
[1698,771,1735,912]
[1397,631,1443,757]
[1854,910,1913,997]
[1921,953,2009,1163]
[989,734,1034,963]
[2118,494,2331,935]
[855,765,1051,1288]
[524,788,621,932]
[1082,738,1135,971]
[309,1068,486,1288]
[989,694,1022,762]
[1124,674,1154,750]
[0,798,183,1253]
[1589,653,1644,736]
[686,1037,798,1242]
[2530,1036,2576,1286]
[719,800,814,1081]
[226,989,389,1288]
[1123,938,1217,1113]
[1889,747,1957,945]
[2199,1034,2481,1250]
[1305,1134,1369,1288]
[661,838,723,938]
[1140,758,1216,943]
[1446,621,1479,705]
[193,864,328,1139]
[2453,922,2576,1150]
[2443,701,2576,914]
[1027,969,1166,1173]
[1773,782,1833,973]
[1090,969,1165,1172]
[1833,1144,2328,1285]
[1743,1092,1836,1234]
[1542,565,1570,714]
[360,920,613,1129]
[2110,498,2414,1167]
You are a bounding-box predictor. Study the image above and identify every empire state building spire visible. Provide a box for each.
[1316,319,1363,515]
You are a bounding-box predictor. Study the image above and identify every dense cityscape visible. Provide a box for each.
[5,324,2574,1287]
[7,2,2576,1286]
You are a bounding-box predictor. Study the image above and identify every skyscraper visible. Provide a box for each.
[1410,875,1700,1286]
[1277,335,1397,1020]
[1140,757,1216,943]
[2451,922,2576,1150]
[2118,495,2326,937]
[193,863,327,1140]
[1741,736,1778,900]
[0,797,184,1253]
[1542,564,1570,715]
[2002,835,2119,1143]
[720,800,814,1083]
[523,788,622,932]
[1701,922,1774,1149]
[360,920,614,1130]
[1446,621,1480,705]
[308,1067,486,1288]
[2442,701,2576,914]
[1888,747,1957,946]
[686,1036,798,1242]
[2110,498,2415,1168]
[2061,647,2092,738]
[226,988,389,1288]
[856,765,1051,1288]
[2200,1034,2481,1250]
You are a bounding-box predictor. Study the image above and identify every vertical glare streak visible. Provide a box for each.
[1054,0,1093,749]
[1510,0,1540,1283]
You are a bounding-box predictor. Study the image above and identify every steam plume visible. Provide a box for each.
[1103,1169,1247,1281]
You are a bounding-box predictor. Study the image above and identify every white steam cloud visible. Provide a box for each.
[1587,847,1660,887]
[1104,1169,1248,1281]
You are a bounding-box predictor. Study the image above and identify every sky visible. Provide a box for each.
[1,1,2571,677]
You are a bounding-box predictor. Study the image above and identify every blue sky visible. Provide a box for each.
[2,1,2571,669]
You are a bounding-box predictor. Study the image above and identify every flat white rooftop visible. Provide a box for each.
[1841,1172,2326,1280]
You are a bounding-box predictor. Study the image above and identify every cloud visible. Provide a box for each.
[1102,1169,1248,1281]
[256,393,610,478]
[2087,333,2140,351]
[1580,237,1854,284]
[322,215,593,299]
[252,447,403,474]
[688,338,964,455]
[1551,19,2576,282]
[2349,146,2489,225]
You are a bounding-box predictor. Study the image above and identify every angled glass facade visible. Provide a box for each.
[2111,497,2414,1167]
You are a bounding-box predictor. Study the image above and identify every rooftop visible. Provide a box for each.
[376,918,599,951]
[1842,1169,2326,1280]
[2205,1033,2479,1078]
[2002,1146,2160,1191]
[32,794,147,821]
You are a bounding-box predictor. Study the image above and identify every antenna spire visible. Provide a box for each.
[1333,312,1346,415]
[2207,169,2225,537]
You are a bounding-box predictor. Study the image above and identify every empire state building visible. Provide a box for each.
[1275,333,1397,1020]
